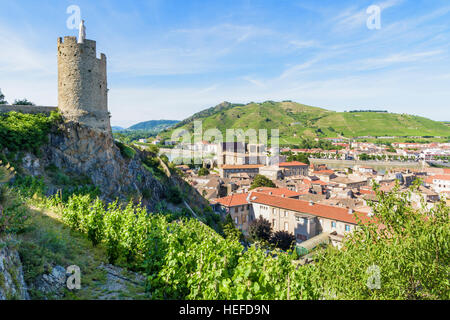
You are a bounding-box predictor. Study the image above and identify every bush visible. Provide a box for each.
[250,174,276,190]
[198,167,210,176]
[115,141,136,159]
[248,217,272,242]
[270,230,296,251]
[167,186,182,204]
[0,111,61,154]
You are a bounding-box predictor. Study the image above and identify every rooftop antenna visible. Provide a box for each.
[78,20,86,44]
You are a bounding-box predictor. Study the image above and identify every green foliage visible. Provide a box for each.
[10,172,449,300]
[312,182,450,299]
[270,231,296,251]
[0,89,7,105]
[285,152,310,164]
[161,101,450,142]
[286,138,342,151]
[222,213,244,242]
[248,217,272,242]
[198,167,210,176]
[114,141,136,159]
[166,186,182,204]
[250,174,276,190]
[0,111,61,154]
[0,164,28,235]
[12,99,34,105]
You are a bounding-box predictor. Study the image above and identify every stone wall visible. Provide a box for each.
[57,36,111,134]
[0,105,57,115]
[0,237,30,300]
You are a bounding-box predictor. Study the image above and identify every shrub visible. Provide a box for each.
[248,217,272,242]
[167,186,182,204]
[115,141,136,159]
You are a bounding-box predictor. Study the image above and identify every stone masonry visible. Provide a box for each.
[57,36,111,133]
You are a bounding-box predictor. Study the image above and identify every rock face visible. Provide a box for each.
[18,121,166,207]
[0,239,30,300]
[41,121,165,205]
[31,265,67,299]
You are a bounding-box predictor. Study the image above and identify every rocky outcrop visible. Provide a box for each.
[21,121,166,208]
[30,265,67,299]
[0,238,29,300]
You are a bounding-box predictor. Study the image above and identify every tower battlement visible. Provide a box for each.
[57,36,111,133]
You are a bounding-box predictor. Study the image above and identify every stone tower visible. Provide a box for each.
[57,36,111,133]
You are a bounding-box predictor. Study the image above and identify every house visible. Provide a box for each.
[259,166,284,180]
[278,161,309,176]
[250,187,304,199]
[219,164,264,178]
[212,193,252,234]
[249,192,370,245]
[430,175,450,194]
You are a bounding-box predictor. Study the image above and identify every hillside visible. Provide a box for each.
[117,120,179,132]
[161,101,450,144]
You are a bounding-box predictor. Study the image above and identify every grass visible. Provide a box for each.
[17,205,146,300]
[161,101,450,141]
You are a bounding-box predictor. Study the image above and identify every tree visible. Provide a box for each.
[312,181,450,299]
[270,230,296,251]
[198,167,210,176]
[248,217,272,242]
[222,213,244,241]
[0,89,7,105]
[287,153,310,165]
[13,98,34,105]
[250,174,276,190]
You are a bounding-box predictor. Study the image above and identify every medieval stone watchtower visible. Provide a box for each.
[57,35,111,133]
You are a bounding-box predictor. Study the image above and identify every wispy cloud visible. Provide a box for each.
[359,50,444,70]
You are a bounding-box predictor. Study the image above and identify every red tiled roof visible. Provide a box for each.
[303,179,328,186]
[251,187,303,198]
[249,192,369,225]
[213,193,249,207]
[432,175,450,181]
[221,164,264,169]
[278,161,308,167]
[313,170,335,175]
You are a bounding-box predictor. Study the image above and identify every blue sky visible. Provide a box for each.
[1,0,449,127]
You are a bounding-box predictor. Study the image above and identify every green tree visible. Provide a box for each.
[222,213,244,241]
[250,174,276,190]
[0,89,7,105]
[313,181,450,299]
[198,167,210,176]
[248,217,272,242]
[13,98,34,105]
[270,230,296,251]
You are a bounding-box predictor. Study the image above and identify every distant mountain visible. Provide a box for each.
[128,120,180,132]
[161,101,450,144]
[111,120,179,133]
[111,126,125,132]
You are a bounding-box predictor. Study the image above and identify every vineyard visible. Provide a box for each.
[8,178,450,300]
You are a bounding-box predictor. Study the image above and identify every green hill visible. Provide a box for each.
[161,101,450,144]
[128,120,179,132]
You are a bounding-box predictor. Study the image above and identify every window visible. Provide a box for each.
[284,211,288,217]
[272,219,276,228]
[331,221,337,229]
[284,222,289,231]
[234,217,238,224]
[241,206,244,212]
[235,207,238,213]
[345,225,351,232]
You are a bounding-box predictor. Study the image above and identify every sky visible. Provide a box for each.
[0,0,449,128]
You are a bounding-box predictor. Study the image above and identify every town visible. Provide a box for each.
[135,137,450,253]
